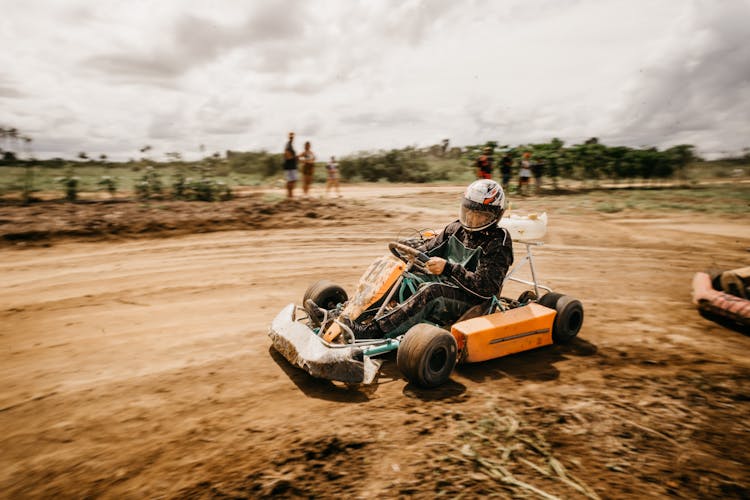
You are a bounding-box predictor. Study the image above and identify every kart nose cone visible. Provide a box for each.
[268,304,380,384]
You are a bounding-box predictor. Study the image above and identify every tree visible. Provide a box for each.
[21,136,33,160]
[165,152,182,163]
[665,145,695,181]
[8,128,19,154]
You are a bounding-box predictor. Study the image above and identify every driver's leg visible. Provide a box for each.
[374,283,476,337]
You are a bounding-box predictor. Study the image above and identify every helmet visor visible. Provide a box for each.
[459,200,499,231]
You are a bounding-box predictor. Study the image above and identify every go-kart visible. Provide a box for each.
[268,213,584,388]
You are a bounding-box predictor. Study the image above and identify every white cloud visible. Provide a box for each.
[0,0,747,161]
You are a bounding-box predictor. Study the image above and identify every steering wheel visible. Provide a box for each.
[388,242,430,271]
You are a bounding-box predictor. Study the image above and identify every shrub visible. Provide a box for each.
[97,176,117,197]
[135,166,163,200]
[171,171,187,199]
[56,168,79,201]
[179,175,232,201]
[339,148,433,183]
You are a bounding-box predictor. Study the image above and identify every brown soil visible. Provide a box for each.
[1,185,749,499]
[0,195,390,247]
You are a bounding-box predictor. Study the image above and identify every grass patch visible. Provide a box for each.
[418,406,601,499]
[595,202,624,213]
[523,184,749,216]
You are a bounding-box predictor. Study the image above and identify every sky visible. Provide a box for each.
[1,0,749,161]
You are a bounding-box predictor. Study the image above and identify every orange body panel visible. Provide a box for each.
[451,303,556,363]
[322,254,406,342]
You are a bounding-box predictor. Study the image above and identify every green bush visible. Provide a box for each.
[226,151,281,177]
[339,148,435,182]
[56,168,79,201]
[171,171,187,199]
[176,175,232,201]
[97,175,117,197]
[135,166,163,200]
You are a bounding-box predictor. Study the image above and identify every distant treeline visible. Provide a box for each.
[2,133,749,186]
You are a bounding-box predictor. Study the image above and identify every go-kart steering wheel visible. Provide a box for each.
[388,242,430,271]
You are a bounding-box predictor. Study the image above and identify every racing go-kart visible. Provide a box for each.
[268,213,584,388]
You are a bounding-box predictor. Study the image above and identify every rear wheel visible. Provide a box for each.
[397,324,457,388]
[539,293,583,343]
[538,292,563,309]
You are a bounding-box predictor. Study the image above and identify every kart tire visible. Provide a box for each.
[303,280,348,317]
[397,324,457,388]
[540,293,584,343]
[538,292,563,309]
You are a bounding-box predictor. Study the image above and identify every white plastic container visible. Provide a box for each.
[498,212,548,241]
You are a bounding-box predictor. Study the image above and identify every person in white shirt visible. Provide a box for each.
[325,156,341,197]
[518,152,532,195]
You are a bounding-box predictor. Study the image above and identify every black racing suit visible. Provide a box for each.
[374,221,514,336]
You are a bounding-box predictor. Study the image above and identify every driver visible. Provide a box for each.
[339,179,514,339]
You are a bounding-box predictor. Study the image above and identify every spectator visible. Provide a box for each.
[531,158,545,193]
[325,155,341,197]
[299,141,316,197]
[475,146,493,179]
[499,152,513,188]
[518,152,532,195]
[282,132,298,198]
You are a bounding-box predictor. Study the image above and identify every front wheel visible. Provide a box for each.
[303,280,347,309]
[303,280,348,326]
[397,324,457,388]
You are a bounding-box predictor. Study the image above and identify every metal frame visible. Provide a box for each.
[502,240,552,297]
[295,305,402,356]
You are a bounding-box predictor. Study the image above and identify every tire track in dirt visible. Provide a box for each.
[1,186,749,498]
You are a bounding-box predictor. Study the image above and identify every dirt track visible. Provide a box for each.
[1,185,749,498]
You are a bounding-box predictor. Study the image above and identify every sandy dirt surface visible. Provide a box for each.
[1,184,749,499]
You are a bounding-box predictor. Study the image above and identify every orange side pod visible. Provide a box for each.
[451,303,556,363]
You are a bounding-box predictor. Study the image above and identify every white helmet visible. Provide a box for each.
[459,179,506,231]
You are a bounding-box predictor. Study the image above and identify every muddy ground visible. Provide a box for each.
[1,184,749,499]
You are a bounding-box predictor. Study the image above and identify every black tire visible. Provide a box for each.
[538,292,563,309]
[397,324,457,388]
[538,293,584,343]
[303,280,348,311]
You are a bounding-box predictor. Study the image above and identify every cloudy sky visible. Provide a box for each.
[1,0,748,161]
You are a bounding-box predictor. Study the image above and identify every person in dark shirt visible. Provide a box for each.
[337,179,514,339]
[283,131,298,198]
[531,158,545,194]
[475,147,494,179]
[500,153,513,188]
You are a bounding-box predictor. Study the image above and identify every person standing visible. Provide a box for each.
[299,141,316,197]
[475,147,493,179]
[499,152,513,188]
[531,157,544,194]
[518,152,532,195]
[283,132,298,198]
[325,155,341,197]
